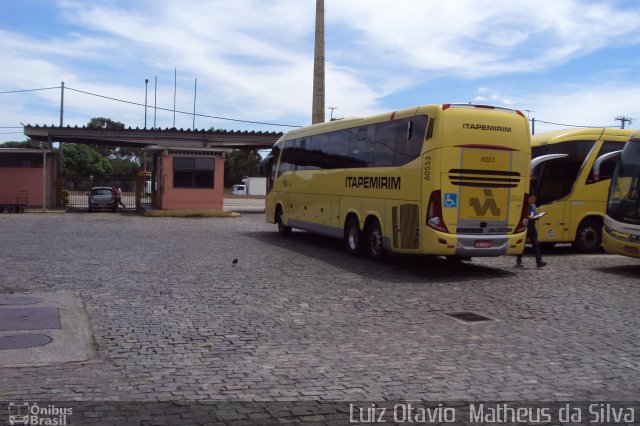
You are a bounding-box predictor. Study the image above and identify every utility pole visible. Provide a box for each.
[59,81,64,173]
[329,106,338,121]
[153,76,157,129]
[144,78,149,129]
[311,0,325,124]
[173,68,177,127]
[615,116,632,129]
[524,110,535,135]
[59,82,64,128]
[192,78,197,130]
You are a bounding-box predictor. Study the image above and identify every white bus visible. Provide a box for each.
[603,131,640,258]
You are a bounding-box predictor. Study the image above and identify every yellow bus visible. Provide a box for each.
[603,131,640,259]
[530,128,635,252]
[261,104,531,260]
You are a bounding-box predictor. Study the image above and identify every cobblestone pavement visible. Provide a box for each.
[0,212,639,421]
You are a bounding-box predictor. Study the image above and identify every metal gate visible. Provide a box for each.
[61,174,150,211]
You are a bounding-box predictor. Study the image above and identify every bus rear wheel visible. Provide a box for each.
[276,205,292,235]
[345,217,363,256]
[573,218,602,253]
[365,219,385,261]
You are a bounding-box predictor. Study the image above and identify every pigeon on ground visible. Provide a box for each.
[232,258,238,265]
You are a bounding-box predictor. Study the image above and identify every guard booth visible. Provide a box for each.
[149,147,229,210]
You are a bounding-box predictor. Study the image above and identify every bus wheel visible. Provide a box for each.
[365,219,385,261]
[276,205,292,235]
[344,217,363,256]
[539,242,556,252]
[573,219,602,253]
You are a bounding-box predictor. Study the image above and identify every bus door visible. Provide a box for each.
[273,139,296,220]
[391,202,421,252]
[531,154,569,242]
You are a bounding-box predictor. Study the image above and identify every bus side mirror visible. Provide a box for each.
[259,156,273,177]
[591,150,622,182]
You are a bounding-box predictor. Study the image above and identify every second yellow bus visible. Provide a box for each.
[530,128,634,252]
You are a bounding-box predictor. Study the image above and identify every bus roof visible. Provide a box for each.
[280,103,524,142]
[281,105,429,140]
[531,128,635,145]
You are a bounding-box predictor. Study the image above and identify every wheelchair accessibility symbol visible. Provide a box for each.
[443,193,457,208]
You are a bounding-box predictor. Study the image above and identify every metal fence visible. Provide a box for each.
[61,174,151,210]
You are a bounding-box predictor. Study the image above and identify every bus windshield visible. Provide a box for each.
[607,142,640,225]
[531,140,595,205]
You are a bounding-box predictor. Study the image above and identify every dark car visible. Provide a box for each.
[88,187,116,212]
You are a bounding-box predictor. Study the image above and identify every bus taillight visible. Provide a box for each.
[427,190,449,233]
[515,193,530,234]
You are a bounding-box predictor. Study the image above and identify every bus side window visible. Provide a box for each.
[350,126,374,166]
[399,116,428,162]
[374,121,398,167]
[277,139,296,177]
[306,135,324,170]
[325,130,350,168]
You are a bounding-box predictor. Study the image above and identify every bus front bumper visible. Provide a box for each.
[603,227,640,258]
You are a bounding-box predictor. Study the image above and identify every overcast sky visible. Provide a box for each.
[1,0,640,144]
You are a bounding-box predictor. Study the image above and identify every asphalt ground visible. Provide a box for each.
[0,211,638,424]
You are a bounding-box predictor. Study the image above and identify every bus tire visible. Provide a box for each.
[365,219,385,261]
[539,242,556,252]
[275,205,292,235]
[344,216,363,256]
[573,218,602,253]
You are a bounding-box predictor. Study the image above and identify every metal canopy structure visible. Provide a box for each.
[24,125,283,150]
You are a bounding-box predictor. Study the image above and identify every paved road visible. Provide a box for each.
[0,212,638,423]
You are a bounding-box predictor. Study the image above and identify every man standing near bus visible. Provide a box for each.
[517,193,547,268]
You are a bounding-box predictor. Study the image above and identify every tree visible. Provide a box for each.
[63,143,112,175]
[87,117,143,165]
[59,117,145,175]
[224,149,262,187]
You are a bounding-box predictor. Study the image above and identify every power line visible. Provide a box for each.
[0,86,61,95]
[1,84,301,129]
[2,85,632,132]
[65,86,300,128]
[533,119,618,129]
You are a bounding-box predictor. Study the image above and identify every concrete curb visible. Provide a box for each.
[141,209,241,218]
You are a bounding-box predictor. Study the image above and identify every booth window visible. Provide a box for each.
[173,158,214,188]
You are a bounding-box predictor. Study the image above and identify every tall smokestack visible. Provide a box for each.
[312,0,325,124]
